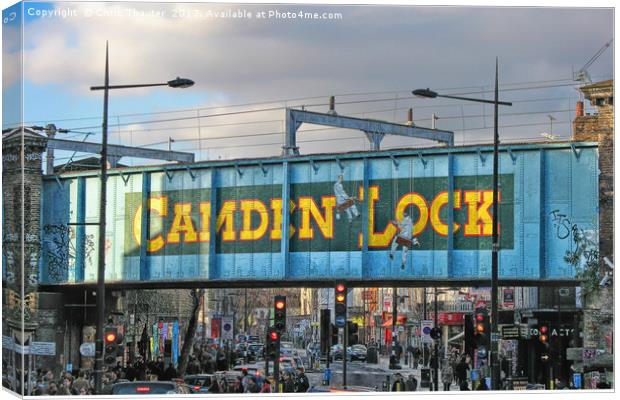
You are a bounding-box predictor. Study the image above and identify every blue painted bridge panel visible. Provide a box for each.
[38,143,599,285]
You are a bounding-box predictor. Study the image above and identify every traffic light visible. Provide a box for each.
[347,321,359,345]
[538,325,549,345]
[274,296,286,333]
[464,314,475,357]
[103,326,122,366]
[474,308,490,350]
[331,323,339,345]
[430,327,442,340]
[266,327,280,361]
[320,309,331,355]
[334,283,347,328]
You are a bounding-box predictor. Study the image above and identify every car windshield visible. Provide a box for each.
[113,383,177,395]
[352,345,366,350]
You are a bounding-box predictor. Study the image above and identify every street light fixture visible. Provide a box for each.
[413,59,512,391]
[91,42,194,394]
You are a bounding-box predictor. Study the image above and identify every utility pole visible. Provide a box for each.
[94,42,110,395]
[392,287,398,366]
[491,58,501,391]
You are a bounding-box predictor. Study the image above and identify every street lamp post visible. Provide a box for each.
[413,59,512,390]
[91,42,194,394]
[433,289,439,391]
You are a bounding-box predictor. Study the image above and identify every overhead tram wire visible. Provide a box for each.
[136,106,576,149]
[62,78,605,132]
[94,95,576,137]
[23,75,589,126]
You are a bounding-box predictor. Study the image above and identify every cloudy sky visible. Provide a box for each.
[2,1,615,165]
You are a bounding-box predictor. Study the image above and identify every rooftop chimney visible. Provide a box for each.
[576,100,584,117]
[406,108,414,126]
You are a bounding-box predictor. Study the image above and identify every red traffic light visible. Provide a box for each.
[275,300,285,310]
[336,284,346,293]
[105,332,117,343]
[476,314,484,322]
[269,331,279,341]
[540,326,548,334]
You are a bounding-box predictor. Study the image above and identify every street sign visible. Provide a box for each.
[15,344,30,355]
[221,317,234,340]
[335,315,346,328]
[30,342,56,356]
[80,342,95,357]
[2,336,14,351]
[501,325,521,339]
[421,320,433,343]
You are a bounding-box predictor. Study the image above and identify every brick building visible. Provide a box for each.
[570,79,614,384]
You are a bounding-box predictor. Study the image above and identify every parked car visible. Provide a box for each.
[111,381,193,395]
[247,342,264,361]
[330,344,351,361]
[280,356,305,373]
[183,374,214,394]
[247,335,260,343]
[214,371,243,392]
[348,344,368,361]
[280,341,298,356]
[234,343,248,359]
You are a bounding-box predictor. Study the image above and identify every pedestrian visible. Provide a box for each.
[73,370,91,393]
[297,370,310,392]
[282,372,295,393]
[163,363,177,381]
[260,377,272,393]
[476,379,489,390]
[479,361,489,381]
[391,373,405,391]
[455,356,469,386]
[413,347,421,369]
[246,377,260,393]
[217,349,227,371]
[405,374,418,391]
[441,361,453,391]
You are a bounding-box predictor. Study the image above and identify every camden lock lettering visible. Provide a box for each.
[124,174,514,256]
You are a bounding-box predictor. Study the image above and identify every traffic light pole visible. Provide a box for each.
[343,318,347,388]
[275,343,281,393]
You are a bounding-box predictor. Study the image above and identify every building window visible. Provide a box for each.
[595,98,605,106]
[608,97,613,106]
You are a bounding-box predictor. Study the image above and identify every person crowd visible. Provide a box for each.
[19,340,313,395]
